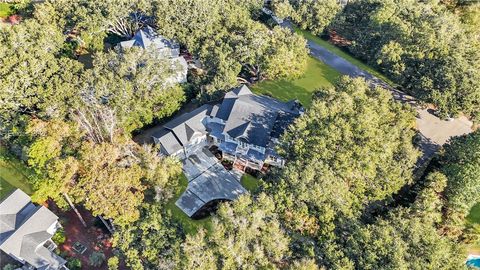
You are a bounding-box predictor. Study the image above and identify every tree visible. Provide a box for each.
[333,0,480,119]
[276,0,341,35]
[344,209,466,270]
[112,204,183,270]
[0,19,83,140]
[433,130,480,240]
[267,77,419,267]
[153,0,308,96]
[81,48,185,132]
[183,194,291,270]
[33,0,154,51]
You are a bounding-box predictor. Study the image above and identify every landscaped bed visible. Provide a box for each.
[252,56,340,108]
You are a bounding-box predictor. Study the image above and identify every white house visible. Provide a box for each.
[119,26,188,84]
[0,189,68,270]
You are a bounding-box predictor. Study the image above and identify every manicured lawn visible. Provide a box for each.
[165,173,212,235]
[468,203,480,225]
[0,146,33,199]
[467,203,480,253]
[0,3,14,18]
[241,174,260,193]
[252,56,340,107]
[292,25,398,88]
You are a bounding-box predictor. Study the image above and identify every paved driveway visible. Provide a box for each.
[283,21,473,164]
[175,148,246,217]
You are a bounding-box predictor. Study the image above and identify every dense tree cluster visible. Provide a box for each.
[152,0,308,95]
[0,1,477,269]
[271,0,341,34]
[332,0,480,119]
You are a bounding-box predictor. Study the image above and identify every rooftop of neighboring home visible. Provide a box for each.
[0,189,66,270]
[119,26,189,84]
[119,26,179,53]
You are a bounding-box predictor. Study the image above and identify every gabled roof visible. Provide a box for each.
[0,189,65,269]
[153,105,213,153]
[164,105,212,146]
[156,129,183,155]
[119,26,179,51]
[217,85,300,147]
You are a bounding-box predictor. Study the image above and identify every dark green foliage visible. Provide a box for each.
[271,0,341,34]
[441,131,480,213]
[333,0,480,119]
[89,252,106,267]
[112,204,184,270]
[66,258,82,270]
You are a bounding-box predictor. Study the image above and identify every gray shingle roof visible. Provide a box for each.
[119,26,179,52]
[155,105,212,152]
[0,189,66,269]
[219,89,299,147]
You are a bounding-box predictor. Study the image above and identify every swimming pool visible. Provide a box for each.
[467,255,480,269]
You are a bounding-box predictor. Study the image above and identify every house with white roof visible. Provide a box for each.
[119,26,188,84]
[0,189,67,270]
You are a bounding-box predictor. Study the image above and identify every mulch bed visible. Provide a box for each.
[47,202,128,270]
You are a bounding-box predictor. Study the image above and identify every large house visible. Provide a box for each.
[0,189,67,270]
[119,26,188,84]
[153,85,303,171]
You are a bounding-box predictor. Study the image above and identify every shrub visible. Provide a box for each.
[108,256,119,270]
[66,258,82,270]
[89,251,106,267]
[52,227,66,245]
[3,264,17,270]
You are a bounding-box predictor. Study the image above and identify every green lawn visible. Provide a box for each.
[252,56,340,107]
[292,25,398,88]
[241,174,260,193]
[0,3,14,18]
[467,203,480,252]
[165,173,212,235]
[0,146,33,199]
[468,203,480,225]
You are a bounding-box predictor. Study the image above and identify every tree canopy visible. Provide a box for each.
[332,0,480,119]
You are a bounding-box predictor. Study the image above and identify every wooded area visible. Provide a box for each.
[0,0,479,269]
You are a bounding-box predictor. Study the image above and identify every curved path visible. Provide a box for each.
[284,21,473,165]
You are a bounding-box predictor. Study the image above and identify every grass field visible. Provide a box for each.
[468,203,480,225]
[241,174,260,193]
[252,56,340,107]
[0,3,14,18]
[0,147,33,199]
[467,203,480,253]
[165,173,212,235]
[292,25,397,88]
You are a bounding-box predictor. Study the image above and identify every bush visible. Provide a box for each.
[89,251,106,267]
[108,256,119,270]
[66,258,82,270]
[52,227,66,245]
[3,264,17,270]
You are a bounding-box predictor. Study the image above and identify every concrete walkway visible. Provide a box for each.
[285,21,473,164]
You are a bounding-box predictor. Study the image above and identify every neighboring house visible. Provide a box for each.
[0,189,67,270]
[118,26,188,84]
[152,85,303,171]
